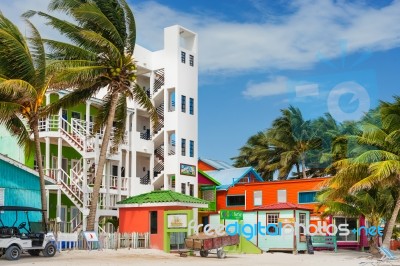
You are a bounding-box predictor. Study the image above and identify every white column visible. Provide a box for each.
[46,189,50,220]
[57,138,62,181]
[85,101,91,135]
[117,152,122,201]
[45,93,51,131]
[45,137,50,176]
[56,188,61,220]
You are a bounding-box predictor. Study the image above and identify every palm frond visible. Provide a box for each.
[131,84,158,128]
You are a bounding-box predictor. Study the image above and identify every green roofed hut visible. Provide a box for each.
[117,190,208,252]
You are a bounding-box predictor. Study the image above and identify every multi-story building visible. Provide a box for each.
[0,25,198,233]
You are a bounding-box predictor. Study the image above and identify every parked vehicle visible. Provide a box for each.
[0,206,57,260]
[184,231,240,259]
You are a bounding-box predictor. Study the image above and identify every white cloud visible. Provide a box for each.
[243,76,287,98]
[132,0,400,74]
[2,0,400,75]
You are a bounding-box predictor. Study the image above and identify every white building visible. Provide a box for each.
[1,25,198,232]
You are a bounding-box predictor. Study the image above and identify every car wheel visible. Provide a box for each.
[43,243,57,257]
[200,250,209,257]
[5,246,21,260]
[28,250,41,256]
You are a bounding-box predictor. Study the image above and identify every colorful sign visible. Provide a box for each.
[180,163,196,176]
[278,218,295,223]
[83,231,98,242]
[220,210,243,220]
[167,214,188,228]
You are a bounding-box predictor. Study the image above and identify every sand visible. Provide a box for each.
[4,248,397,266]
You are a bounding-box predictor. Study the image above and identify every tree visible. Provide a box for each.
[267,106,321,178]
[0,12,51,227]
[318,186,395,255]
[232,131,279,180]
[325,98,400,248]
[27,0,157,231]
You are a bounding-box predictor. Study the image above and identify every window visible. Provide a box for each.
[181,95,186,112]
[71,111,81,120]
[181,51,186,63]
[334,217,358,241]
[277,189,287,203]
[189,98,194,115]
[189,184,194,196]
[189,140,194,157]
[150,211,158,234]
[181,183,186,194]
[254,191,262,206]
[181,138,186,156]
[189,55,194,66]
[226,195,245,206]
[266,213,279,234]
[299,213,307,238]
[298,191,317,204]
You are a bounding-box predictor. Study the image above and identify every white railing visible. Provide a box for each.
[121,177,128,191]
[110,175,118,189]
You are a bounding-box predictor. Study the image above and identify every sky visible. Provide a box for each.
[2,0,400,164]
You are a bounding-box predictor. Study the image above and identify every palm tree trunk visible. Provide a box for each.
[295,163,300,177]
[382,189,400,248]
[32,119,49,230]
[86,93,120,231]
[300,154,307,178]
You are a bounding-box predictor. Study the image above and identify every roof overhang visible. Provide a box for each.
[117,202,208,209]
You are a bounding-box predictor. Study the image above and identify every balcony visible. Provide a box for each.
[199,186,216,212]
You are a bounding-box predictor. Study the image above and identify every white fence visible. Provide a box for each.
[56,232,150,251]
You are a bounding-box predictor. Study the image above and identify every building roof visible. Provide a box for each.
[198,169,221,186]
[254,202,312,211]
[205,167,264,190]
[199,158,233,170]
[0,153,55,185]
[117,190,209,208]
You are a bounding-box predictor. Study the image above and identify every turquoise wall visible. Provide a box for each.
[0,157,41,225]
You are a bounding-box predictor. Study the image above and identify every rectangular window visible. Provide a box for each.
[334,217,358,242]
[266,213,279,234]
[277,189,287,203]
[298,191,317,204]
[181,183,186,194]
[150,211,158,234]
[299,213,306,238]
[254,191,262,206]
[181,138,186,156]
[181,51,186,63]
[226,195,245,206]
[71,111,81,120]
[189,55,194,66]
[181,95,186,112]
[189,184,194,196]
[189,98,194,115]
[189,140,194,157]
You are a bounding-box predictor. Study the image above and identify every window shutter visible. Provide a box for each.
[0,188,4,206]
[254,191,262,206]
[277,189,287,203]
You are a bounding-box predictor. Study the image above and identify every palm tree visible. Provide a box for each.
[0,13,51,227]
[267,106,321,178]
[318,186,395,254]
[232,131,279,180]
[27,0,157,231]
[326,98,400,248]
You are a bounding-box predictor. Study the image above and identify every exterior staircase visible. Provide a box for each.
[153,68,165,95]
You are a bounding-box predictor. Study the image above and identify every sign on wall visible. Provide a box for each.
[167,214,188,228]
[220,210,243,220]
[180,163,196,176]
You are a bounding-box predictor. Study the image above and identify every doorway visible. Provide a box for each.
[170,232,186,250]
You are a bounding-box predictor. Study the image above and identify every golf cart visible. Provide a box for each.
[0,206,56,260]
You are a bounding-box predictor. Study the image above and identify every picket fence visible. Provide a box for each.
[56,232,150,251]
